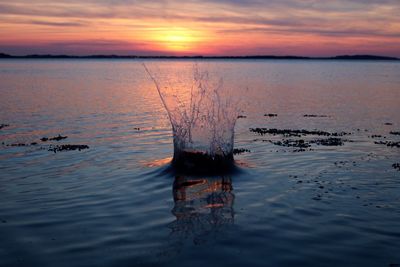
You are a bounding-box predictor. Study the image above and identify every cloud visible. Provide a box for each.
[0,0,399,56]
[0,39,163,56]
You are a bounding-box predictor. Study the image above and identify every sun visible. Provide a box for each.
[152,28,200,52]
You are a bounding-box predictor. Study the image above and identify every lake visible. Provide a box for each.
[0,59,399,267]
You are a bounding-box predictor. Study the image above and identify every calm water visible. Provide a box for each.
[0,59,400,267]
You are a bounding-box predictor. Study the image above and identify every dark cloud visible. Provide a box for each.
[217,26,400,38]
[0,39,161,56]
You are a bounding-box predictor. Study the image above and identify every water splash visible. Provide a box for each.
[143,63,241,171]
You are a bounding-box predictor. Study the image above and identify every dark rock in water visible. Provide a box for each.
[133,127,140,130]
[374,141,386,145]
[172,150,234,174]
[3,142,39,147]
[10,143,26,147]
[237,115,247,119]
[293,148,308,152]
[303,114,329,118]
[369,135,382,138]
[374,141,400,148]
[250,128,350,137]
[264,113,277,117]
[393,163,400,171]
[41,135,68,141]
[384,122,393,125]
[0,124,10,130]
[310,138,344,146]
[270,139,311,148]
[49,144,89,153]
[390,131,400,135]
[49,134,68,141]
[233,148,251,154]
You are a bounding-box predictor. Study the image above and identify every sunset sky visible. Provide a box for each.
[0,0,399,56]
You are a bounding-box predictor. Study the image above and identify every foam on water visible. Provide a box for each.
[143,63,241,171]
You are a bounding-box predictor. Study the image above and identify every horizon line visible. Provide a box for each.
[0,53,399,60]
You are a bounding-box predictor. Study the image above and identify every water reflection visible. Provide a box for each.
[169,175,234,244]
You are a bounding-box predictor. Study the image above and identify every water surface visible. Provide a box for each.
[0,59,399,267]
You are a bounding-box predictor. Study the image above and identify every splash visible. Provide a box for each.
[143,63,241,171]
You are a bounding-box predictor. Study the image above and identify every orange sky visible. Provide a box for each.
[0,1,399,56]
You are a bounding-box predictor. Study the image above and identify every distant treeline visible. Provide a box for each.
[0,53,398,60]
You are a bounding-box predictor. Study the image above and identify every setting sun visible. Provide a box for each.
[151,28,202,52]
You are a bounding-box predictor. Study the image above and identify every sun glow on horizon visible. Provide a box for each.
[149,27,206,53]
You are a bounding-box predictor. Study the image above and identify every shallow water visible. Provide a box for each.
[0,59,400,267]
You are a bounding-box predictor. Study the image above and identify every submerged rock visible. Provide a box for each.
[264,113,277,117]
[250,128,350,137]
[233,148,251,154]
[9,143,26,147]
[0,124,9,130]
[49,144,89,153]
[270,139,311,148]
[41,135,68,142]
[310,138,344,146]
[374,141,400,148]
[4,142,39,147]
[393,163,400,171]
[303,114,329,118]
[390,131,400,136]
[49,134,68,141]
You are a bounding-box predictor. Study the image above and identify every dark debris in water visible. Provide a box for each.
[369,134,383,138]
[384,122,393,125]
[233,148,251,155]
[264,113,277,117]
[0,124,10,130]
[374,141,400,148]
[269,139,311,148]
[293,148,308,152]
[262,136,349,151]
[393,163,400,171]
[310,137,344,146]
[250,128,351,137]
[9,143,27,147]
[41,134,68,142]
[390,131,400,135]
[237,115,247,119]
[2,142,38,147]
[334,161,357,168]
[303,114,330,118]
[49,144,89,153]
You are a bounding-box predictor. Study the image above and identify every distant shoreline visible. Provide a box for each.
[0,53,398,61]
